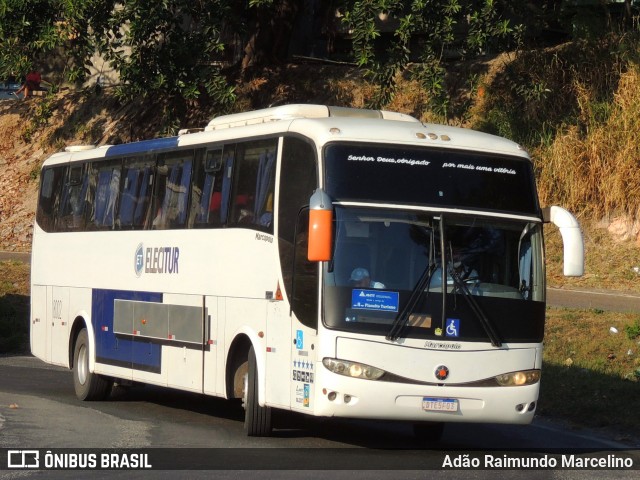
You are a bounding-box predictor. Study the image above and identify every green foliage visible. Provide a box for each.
[626,319,640,341]
[2,0,640,120]
[0,0,60,77]
[475,32,640,148]
[342,0,518,112]
[20,89,57,142]
[101,0,235,105]
[1,0,236,106]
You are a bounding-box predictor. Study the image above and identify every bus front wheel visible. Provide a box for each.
[243,346,272,436]
[73,328,112,401]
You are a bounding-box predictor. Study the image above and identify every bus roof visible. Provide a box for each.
[204,104,420,130]
[42,104,528,167]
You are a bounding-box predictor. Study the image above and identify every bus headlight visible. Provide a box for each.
[495,370,540,386]
[322,358,385,380]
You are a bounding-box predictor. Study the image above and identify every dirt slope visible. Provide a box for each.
[0,102,41,251]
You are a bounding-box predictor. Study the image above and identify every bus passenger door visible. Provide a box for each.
[203,296,220,396]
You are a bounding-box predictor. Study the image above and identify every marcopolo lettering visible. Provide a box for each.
[143,246,180,274]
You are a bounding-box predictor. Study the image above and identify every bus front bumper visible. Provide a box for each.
[312,370,539,425]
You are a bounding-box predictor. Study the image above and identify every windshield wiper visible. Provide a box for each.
[386,260,437,342]
[448,266,502,347]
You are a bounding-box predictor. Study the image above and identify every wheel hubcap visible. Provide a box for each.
[241,373,248,409]
[77,344,88,385]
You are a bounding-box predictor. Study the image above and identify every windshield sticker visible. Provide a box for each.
[408,314,432,328]
[351,289,399,312]
[347,154,431,167]
[445,318,460,338]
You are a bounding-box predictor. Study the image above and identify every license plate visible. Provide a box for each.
[422,397,458,412]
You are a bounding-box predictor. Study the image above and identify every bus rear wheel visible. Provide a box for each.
[73,328,112,401]
[243,346,272,436]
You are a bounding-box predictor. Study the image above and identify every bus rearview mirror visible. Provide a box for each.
[543,206,584,277]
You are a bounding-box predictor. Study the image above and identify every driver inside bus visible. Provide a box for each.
[430,228,499,288]
[350,268,386,289]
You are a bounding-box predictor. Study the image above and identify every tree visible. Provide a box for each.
[240,0,301,75]
[342,0,518,112]
[0,0,62,79]
[2,0,637,115]
[97,0,235,105]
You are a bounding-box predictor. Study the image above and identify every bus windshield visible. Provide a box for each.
[323,207,546,343]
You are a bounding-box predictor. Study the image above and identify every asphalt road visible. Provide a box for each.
[0,356,633,451]
[547,287,640,312]
[0,355,638,479]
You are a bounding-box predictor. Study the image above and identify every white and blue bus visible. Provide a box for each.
[30,104,583,438]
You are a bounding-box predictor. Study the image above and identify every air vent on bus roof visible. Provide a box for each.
[204,104,419,131]
[64,145,96,152]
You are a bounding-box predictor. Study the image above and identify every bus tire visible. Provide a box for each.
[243,346,272,436]
[413,421,444,443]
[73,328,112,401]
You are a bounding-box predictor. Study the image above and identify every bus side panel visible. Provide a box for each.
[265,301,291,409]
[67,287,92,369]
[163,293,204,393]
[224,298,267,401]
[203,296,221,397]
[289,321,318,413]
[30,285,48,362]
[50,286,70,367]
[91,289,163,374]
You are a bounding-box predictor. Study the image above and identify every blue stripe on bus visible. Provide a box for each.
[104,137,180,157]
[92,289,163,373]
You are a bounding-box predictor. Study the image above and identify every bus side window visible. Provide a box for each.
[57,164,89,232]
[229,139,277,232]
[91,160,122,230]
[153,150,193,229]
[37,166,66,232]
[118,156,154,230]
[190,148,227,228]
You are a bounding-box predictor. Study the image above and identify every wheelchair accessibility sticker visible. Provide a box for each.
[445,318,460,338]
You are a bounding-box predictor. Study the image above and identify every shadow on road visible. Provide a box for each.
[105,382,433,448]
[0,293,30,354]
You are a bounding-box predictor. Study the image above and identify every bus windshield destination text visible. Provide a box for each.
[346,154,516,175]
[347,154,430,166]
[442,163,516,175]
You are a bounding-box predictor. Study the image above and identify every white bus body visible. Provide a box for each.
[30,104,583,438]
